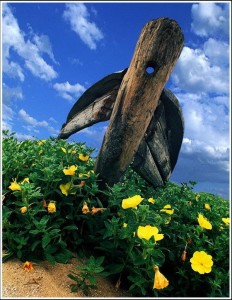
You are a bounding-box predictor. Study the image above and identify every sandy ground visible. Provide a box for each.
[1,256,133,298]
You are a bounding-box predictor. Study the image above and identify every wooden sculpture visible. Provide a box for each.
[58,17,184,189]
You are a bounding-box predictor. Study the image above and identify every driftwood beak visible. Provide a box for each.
[58,69,127,139]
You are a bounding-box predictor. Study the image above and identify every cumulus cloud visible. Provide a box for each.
[171,46,229,94]
[18,109,59,135]
[191,2,229,38]
[63,3,104,50]
[169,2,229,198]
[2,83,23,105]
[2,3,58,81]
[53,81,86,102]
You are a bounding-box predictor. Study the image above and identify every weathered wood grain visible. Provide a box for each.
[95,18,184,186]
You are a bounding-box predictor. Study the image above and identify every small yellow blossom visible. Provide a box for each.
[9,179,21,191]
[47,201,56,213]
[165,217,171,224]
[153,266,169,289]
[37,140,46,146]
[137,225,164,242]
[198,214,212,230]
[23,261,34,272]
[222,217,230,225]
[59,182,75,196]
[91,207,106,215]
[82,202,89,214]
[195,194,200,201]
[20,206,27,214]
[63,165,77,175]
[190,251,213,274]
[160,204,174,215]
[79,153,89,161]
[78,173,90,178]
[61,147,67,153]
[204,203,211,210]
[123,223,128,228]
[21,178,30,184]
[122,195,143,209]
[148,197,155,204]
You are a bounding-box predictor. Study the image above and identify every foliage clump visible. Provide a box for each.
[2,130,230,297]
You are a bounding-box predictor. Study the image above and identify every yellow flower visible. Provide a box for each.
[122,195,143,209]
[63,165,77,175]
[78,172,90,178]
[160,204,174,215]
[91,207,106,215]
[9,179,21,191]
[82,202,89,214]
[37,140,46,146]
[79,153,89,161]
[195,194,200,201]
[61,147,67,153]
[23,261,34,272]
[165,217,171,224]
[21,178,30,184]
[20,206,27,214]
[153,266,169,289]
[47,201,56,213]
[204,203,211,210]
[123,223,128,228]
[198,214,212,230]
[222,217,230,225]
[148,197,155,204]
[190,251,213,274]
[59,182,75,196]
[137,225,164,242]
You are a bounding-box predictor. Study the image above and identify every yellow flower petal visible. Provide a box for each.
[23,261,34,272]
[82,202,89,214]
[47,201,56,213]
[204,203,211,210]
[148,197,155,204]
[153,266,169,289]
[198,214,212,230]
[79,153,89,161]
[137,225,164,242]
[160,204,174,215]
[63,165,77,175]
[122,195,143,209]
[20,206,27,214]
[222,217,230,225]
[9,180,21,191]
[190,251,213,274]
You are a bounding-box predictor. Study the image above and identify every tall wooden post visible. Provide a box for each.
[94,18,184,187]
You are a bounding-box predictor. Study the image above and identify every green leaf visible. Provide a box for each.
[42,235,51,249]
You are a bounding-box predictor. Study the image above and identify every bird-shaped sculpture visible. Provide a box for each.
[58,17,184,190]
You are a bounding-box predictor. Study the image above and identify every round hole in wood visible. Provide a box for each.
[146,66,155,74]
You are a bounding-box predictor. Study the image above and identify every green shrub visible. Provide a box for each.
[2,130,230,297]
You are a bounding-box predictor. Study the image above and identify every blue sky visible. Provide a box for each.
[1,1,230,199]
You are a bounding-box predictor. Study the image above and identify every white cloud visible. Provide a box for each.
[18,109,59,136]
[63,3,104,50]
[2,104,15,132]
[175,92,229,173]
[191,2,229,38]
[171,46,229,94]
[2,3,58,81]
[2,83,23,105]
[203,38,229,66]
[53,81,86,102]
